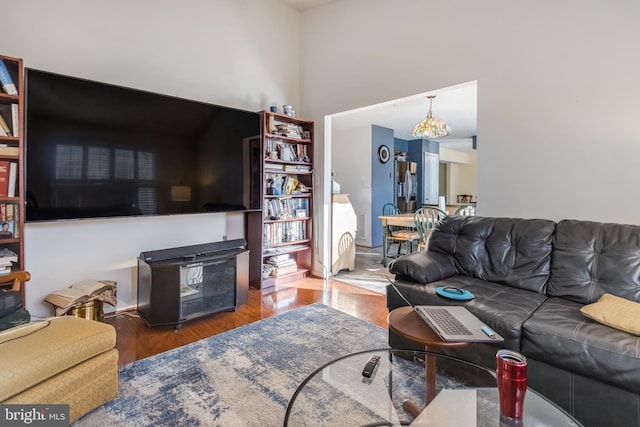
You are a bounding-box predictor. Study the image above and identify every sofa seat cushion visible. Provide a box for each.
[521,297,640,394]
[0,316,116,401]
[388,276,547,350]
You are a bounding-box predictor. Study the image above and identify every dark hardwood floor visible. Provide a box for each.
[105,277,389,366]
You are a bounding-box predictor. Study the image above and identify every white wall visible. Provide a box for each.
[4,0,640,314]
[443,150,478,204]
[300,0,640,263]
[330,124,372,245]
[0,0,302,316]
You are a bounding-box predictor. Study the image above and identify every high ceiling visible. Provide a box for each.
[280,0,478,152]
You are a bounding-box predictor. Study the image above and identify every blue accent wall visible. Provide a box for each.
[371,125,395,247]
[394,137,408,153]
[408,139,439,206]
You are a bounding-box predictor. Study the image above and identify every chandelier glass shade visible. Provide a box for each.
[411,95,451,139]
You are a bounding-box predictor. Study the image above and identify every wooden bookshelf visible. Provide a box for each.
[247,111,314,295]
[0,54,25,304]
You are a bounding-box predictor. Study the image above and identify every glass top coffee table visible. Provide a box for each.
[284,349,583,427]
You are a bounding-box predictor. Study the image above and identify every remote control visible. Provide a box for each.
[362,355,380,378]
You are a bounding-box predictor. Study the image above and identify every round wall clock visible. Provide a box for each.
[377,145,390,163]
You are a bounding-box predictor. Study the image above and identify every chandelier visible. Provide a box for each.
[411,95,451,139]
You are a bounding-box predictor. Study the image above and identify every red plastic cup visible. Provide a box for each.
[496,349,528,419]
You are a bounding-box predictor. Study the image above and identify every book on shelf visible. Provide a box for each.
[267,256,296,268]
[275,124,302,139]
[44,279,117,309]
[0,112,11,136]
[263,221,307,246]
[11,104,18,137]
[266,254,291,264]
[0,104,18,137]
[266,197,308,219]
[1,202,17,221]
[0,59,17,96]
[0,160,9,197]
[0,145,19,156]
[273,263,298,276]
[7,162,16,197]
[284,176,298,195]
[264,162,284,171]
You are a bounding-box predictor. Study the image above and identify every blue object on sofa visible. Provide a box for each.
[387,216,640,427]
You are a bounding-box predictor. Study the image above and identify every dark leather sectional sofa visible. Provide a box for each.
[387,216,640,427]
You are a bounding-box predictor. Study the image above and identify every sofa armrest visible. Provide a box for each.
[389,251,457,284]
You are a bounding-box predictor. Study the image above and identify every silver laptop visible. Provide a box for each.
[389,279,504,343]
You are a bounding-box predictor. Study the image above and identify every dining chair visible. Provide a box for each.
[382,203,420,258]
[414,207,448,250]
[454,205,476,216]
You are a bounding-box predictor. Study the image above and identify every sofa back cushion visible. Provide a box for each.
[548,220,640,304]
[428,216,556,293]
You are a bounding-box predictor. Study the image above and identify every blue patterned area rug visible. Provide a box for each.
[74,303,389,427]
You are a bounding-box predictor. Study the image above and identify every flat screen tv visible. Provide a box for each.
[24,68,262,222]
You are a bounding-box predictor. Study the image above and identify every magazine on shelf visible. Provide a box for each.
[0,247,17,263]
[180,285,199,297]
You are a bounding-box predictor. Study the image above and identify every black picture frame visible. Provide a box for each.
[377,145,390,163]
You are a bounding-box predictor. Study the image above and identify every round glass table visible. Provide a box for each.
[284,349,583,427]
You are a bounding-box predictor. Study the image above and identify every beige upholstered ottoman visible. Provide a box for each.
[0,316,119,422]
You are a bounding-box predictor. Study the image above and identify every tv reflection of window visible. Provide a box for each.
[55,145,82,179]
[53,144,157,213]
[87,147,110,179]
[138,187,157,215]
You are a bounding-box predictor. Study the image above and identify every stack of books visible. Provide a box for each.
[266,254,297,276]
[275,124,302,139]
[0,247,17,276]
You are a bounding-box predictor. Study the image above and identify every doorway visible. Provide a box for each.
[327,81,477,271]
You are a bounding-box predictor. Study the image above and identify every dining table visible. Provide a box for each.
[378,212,419,267]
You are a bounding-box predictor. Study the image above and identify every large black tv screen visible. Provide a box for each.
[25,68,262,222]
